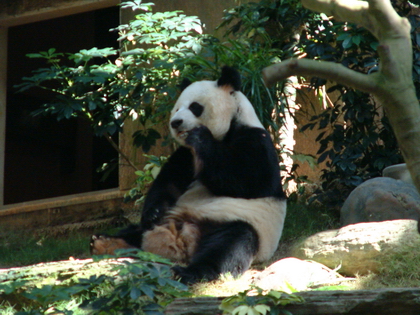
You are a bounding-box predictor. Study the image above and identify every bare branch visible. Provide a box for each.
[103,132,139,171]
[301,0,369,24]
[262,59,378,93]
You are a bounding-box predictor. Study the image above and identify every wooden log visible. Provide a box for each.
[165,288,420,315]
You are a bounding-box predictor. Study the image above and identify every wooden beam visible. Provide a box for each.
[0,27,7,206]
[166,288,420,315]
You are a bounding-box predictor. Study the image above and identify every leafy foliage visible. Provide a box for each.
[16,0,302,189]
[0,249,189,314]
[124,154,168,205]
[219,286,304,315]
[298,5,418,207]
[302,88,402,208]
[16,1,204,154]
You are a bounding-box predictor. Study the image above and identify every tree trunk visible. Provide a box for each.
[262,0,420,193]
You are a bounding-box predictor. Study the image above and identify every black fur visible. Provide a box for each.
[179,78,192,91]
[140,146,195,231]
[185,120,284,199]
[217,66,242,91]
[173,221,259,284]
[188,102,204,117]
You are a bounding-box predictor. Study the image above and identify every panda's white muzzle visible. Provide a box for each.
[170,119,189,139]
[169,119,185,137]
[170,109,200,143]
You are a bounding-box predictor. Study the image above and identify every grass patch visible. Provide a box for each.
[191,273,257,297]
[282,201,339,242]
[0,231,91,268]
[355,237,420,289]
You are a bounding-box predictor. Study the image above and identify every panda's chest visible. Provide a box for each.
[192,150,203,176]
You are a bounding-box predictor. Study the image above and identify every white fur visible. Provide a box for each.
[167,182,286,262]
[170,80,263,145]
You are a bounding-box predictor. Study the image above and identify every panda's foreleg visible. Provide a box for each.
[172,220,259,284]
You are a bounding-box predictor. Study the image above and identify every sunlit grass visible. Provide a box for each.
[354,237,420,289]
[191,273,256,297]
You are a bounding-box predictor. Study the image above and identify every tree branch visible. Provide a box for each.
[262,59,379,93]
[301,0,369,25]
[103,132,139,171]
[263,0,420,193]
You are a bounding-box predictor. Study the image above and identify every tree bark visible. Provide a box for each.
[262,0,420,193]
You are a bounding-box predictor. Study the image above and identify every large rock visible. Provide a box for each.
[291,219,420,276]
[340,177,420,226]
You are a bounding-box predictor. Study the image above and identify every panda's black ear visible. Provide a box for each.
[217,66,241,91]
[179,78,193,91]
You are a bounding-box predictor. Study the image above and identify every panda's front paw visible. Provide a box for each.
[172,265,200,284]
[185,126,212,149]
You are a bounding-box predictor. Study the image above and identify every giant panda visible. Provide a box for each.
[91,66,287,284]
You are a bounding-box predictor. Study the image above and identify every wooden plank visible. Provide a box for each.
[0,188,129,233]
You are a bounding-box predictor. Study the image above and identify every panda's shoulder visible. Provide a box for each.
[226,121,271,142]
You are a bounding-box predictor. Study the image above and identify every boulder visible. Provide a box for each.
[340,177,420,226]
[291,219,420,276]
[382,163,413,185]
[253,257,345,291]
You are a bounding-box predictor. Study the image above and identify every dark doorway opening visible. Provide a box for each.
[5,6,120,204]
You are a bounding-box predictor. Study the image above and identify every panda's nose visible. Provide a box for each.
[171,119,183,129]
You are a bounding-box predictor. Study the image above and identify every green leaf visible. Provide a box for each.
[232,305,252,315]
[342,36,352,49]
[130,287,142,300]
[254,304,270,315]
[140,284,155,299]
[70,47,117,63]
[352,35,361,46]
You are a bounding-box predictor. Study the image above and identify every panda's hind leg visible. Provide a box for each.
[90,224,143,255]
[90,235,135,255]
[172,220,259,284]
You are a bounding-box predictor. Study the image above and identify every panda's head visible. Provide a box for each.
[170,66,263,145]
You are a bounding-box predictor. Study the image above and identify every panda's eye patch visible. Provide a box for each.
[189,102,204,117]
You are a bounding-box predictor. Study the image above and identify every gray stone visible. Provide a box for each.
[340,177,420,226]
[291,219,420,276]
[383,163,414,185]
